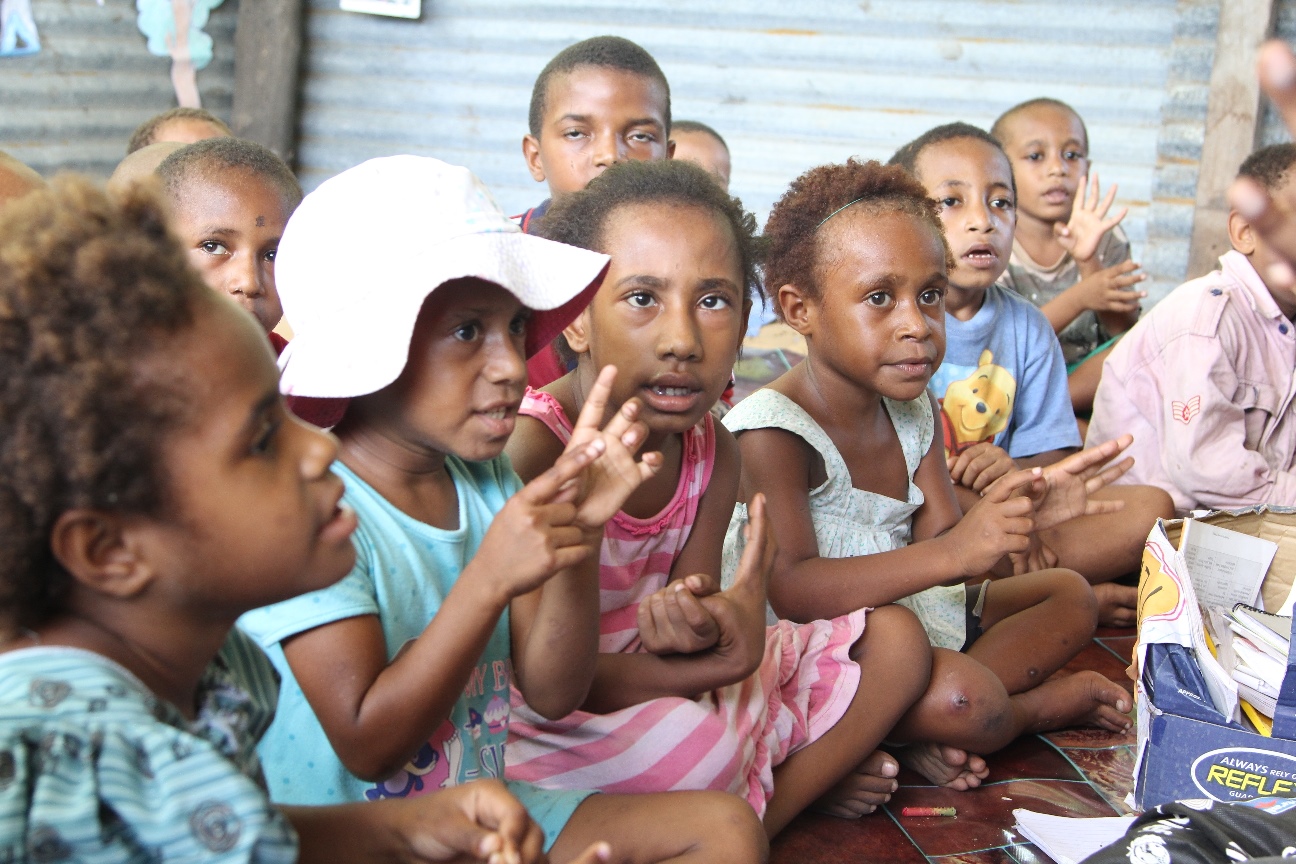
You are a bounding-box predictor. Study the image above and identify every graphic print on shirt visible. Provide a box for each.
[365,658,512,801]
[934,349,1018,456]
[1171,396,1202,426]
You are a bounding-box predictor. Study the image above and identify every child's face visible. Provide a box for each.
[169,168,290,333]
[915,137,1017,292]
[798,210,946,402]
[523,66,671,198]
[361,278,529,461]
[997,104,1088,225]
[568,202,745,436]
[671,131,731,190]
[1231,201,1296,318]
[148,293,356,614]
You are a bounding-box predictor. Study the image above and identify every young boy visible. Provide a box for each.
[156,137,301,342]
[1087,144,1296,514]
[518,35,674,385]
[126,106,231,154]
[671,120,731,191]
[891,123,1174,624]
[991,98,1147,421]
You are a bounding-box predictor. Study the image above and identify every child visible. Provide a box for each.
[892,123,1174,623]
[519,35,675,389]
[503,158,931,832]
[1087,143,1296,514]
[0,175,609,864]
[156,137,299,341]
[991,98,1147,418]
[238,156,768,863]
[671,120,731,191]
[723,158,1134,791]
[127,105,231,154]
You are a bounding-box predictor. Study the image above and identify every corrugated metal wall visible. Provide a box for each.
[0,0,239,179]
[297,0,1180,280]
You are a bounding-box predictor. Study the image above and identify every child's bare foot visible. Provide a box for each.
[812,749,899,818]
[1024,670,1132,734]
[1094,582,1137,627]
[892,742,989,791]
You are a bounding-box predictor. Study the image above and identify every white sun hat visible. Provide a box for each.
[275,155,609,400]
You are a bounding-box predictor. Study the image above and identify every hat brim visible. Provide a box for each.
[279,231,608,401]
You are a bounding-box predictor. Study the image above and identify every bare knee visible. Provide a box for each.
[924,653,1016,750]
[697,792,768,864]
[855,604,932,696]
[1047,568,1099,636]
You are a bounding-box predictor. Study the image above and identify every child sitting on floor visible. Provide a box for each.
[891,123,1174,625]
[990,98,1147,422]
[1087,143,1296,513]
[503,158,931,833]
[238,156,768,863]
[0,175,608,864]
[723,159,1134,793]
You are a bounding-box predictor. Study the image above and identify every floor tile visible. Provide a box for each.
[1097,635,1137,666]
[1094,626,1137,640]
[769,810,926,864]
[887,779,1117,857]
[1059,639,1135,683]
[1043,723,1136,749]
[1062,746,1136,813]
[930,848,1018,864]
[984,735,1082,783]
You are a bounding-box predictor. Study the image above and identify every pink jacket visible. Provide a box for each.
[1087,251,1296,514]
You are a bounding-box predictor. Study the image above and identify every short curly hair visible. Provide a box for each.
[0,176,206,637]
[528,36,671,137]
[762,159,951,310]
[1239,143,1296,193]
[127,106,232,154]
[537,158,761,304]
[157,137,303,211]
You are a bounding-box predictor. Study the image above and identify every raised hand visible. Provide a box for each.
[945,468,1038,577]
[1054,172,1128,264]
[947,441,1016,492]
[1070,260,1147,314]
[1230,41,1296,289]
[697,494,775,683]
[1030,435,1134,533]
[637,574,722,655]
[562,365,663,532]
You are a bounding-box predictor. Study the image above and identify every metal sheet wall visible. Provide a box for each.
[0,0,239,179]
[298,0,1179,273]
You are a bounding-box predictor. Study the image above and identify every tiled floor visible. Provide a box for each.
[770,628,1139,864]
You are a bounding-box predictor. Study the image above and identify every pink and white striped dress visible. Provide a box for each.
[506,390,869,816]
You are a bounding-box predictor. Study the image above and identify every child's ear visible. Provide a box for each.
[522,134,547,183]
[563,309,592,355]
[667,138,676,159]
[779,284,815,336]
[1229,209,1257,256]
[49,510,155,601]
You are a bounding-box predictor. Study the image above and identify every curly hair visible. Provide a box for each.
[762,159,951,309]
[536,158,761,304]
[1239,143,1296,193]
[126,107,232,154]
[528,36,671,137]
[0,176,205,637]
[157,137,303,212]
[991,97,1089,152]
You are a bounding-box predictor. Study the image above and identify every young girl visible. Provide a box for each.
[0,176,609,863]
[723,159,1135,791]
[238,156,768,864]
[503,158,932,834]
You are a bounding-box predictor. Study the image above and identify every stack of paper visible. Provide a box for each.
[1226,604,1291,718]
[1012,809,1136,864]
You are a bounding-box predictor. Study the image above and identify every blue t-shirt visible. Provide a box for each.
[238,458,591,846]
[930,284,1081,459]
[0,630,297,863]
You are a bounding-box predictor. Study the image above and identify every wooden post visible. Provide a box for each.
[1187,0,1275,279]
[231,0,304,166]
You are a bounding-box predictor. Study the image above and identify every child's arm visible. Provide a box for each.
[281,445,604,782]
[510,368,662,719]
[737,404,1036,623]
[286,781,612,864]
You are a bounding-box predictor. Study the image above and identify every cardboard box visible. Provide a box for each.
[1135,507,1296,810]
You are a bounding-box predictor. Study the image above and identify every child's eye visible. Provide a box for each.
[562,128,587,140]
[264,247,277,263]
[454,322,481,341]
[251,416,281,456]
[199,241,229,255]
[919,288,945,306]
[698,294,731,310]
[1024,152,1043,162]
[626,291,656,309]
[939,197,959,209]
[992,197,1015,211]
[1064,150,1087,161]
[865,292,891,307]
[509,312,529,336]
[628,131,657,144]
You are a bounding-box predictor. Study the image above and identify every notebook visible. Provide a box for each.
[1012,809,1136,864]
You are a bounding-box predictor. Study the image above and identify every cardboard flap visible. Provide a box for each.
[1164,507,1296,613]
[1273,614,1296,740]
